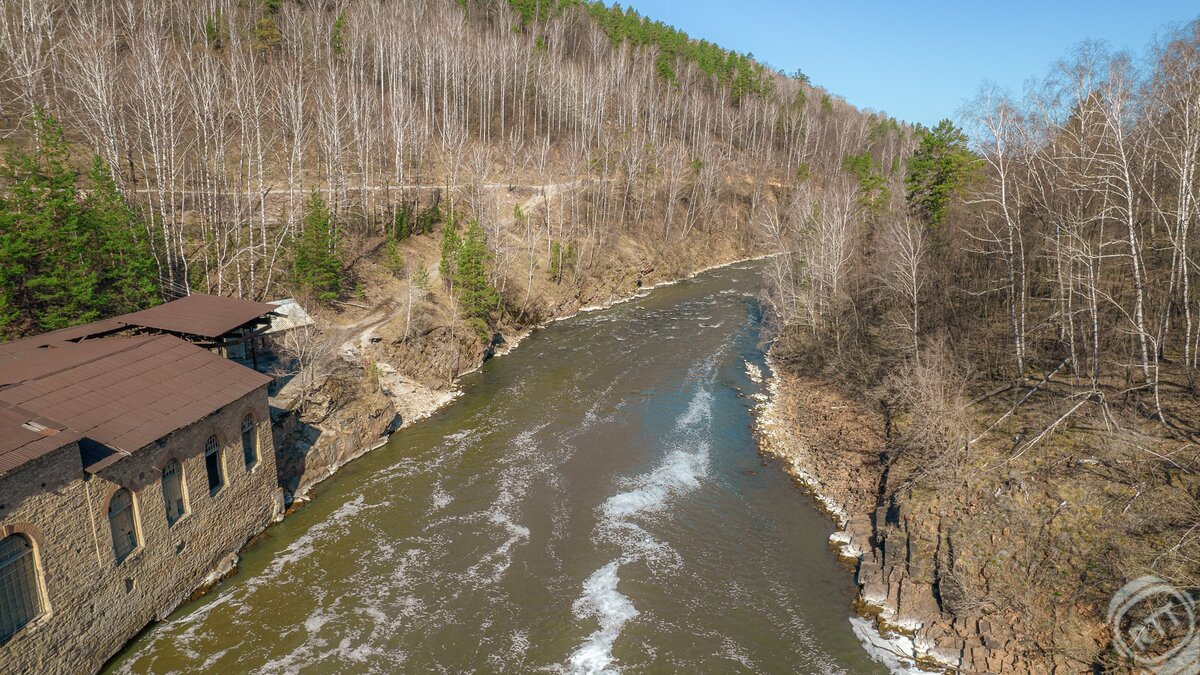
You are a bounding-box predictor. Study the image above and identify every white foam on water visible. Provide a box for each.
[761,575,849,674]
[461,424,552,586]
[719,637,756,669]
[567,384,714,673]
[357,605,389,626]
[197,647,232,670]
[304,605,335,634]
[677,387,712,429]
[601,448,707,521]
[569,562,639,675]
[577,391,612,431]
[260,495,375,580]
[259,632,316,674]
[339,547,426,661]
[430,485,452,510]
[464,510,532,585]
[121,493,384,669]
[373,428,478,489]
[255,532,426,674]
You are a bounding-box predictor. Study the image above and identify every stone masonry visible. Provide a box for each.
[0,385,283,674]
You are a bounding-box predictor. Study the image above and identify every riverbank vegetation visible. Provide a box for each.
[763,21,1200,671]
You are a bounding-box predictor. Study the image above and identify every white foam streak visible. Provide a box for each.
[124,494,379,669]
[568,385,714,673]
[304,605,334,634]
[676,388,712,429]
[460,425,548,586]
[262,495,373,579]
[430,485,452,510]
[601,449,706,521]
[569,562,639,675]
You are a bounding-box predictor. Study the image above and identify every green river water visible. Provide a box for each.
[107,261,888,674]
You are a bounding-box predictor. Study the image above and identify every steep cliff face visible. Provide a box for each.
[273,361,397,499]
[755,355,1099,674]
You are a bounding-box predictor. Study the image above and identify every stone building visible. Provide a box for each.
[0,300,285,674]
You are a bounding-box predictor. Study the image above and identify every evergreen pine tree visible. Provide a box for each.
[83,155,160,315]
[906,119,978,226]
[0,111,97,335]
[843,152,890,215]
[331,10,348,54]
[438,215,461,284]
[383,238,406,277]
[453,219,499,336]
[293,191,343,303]
[393,203,412,240]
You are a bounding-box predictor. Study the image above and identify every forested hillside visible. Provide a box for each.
[763,21,1200,671]
[0,0,905,339]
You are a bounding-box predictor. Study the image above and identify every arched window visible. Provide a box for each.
[161,459,187,526]
[204,435,223,494]
[241,415,258,470]
[0,534,44,643]
[108,489,139,563]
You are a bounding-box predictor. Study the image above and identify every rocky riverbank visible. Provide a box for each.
[754,352,1059,674]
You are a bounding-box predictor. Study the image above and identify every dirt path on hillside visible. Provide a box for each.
[130,178,606,199]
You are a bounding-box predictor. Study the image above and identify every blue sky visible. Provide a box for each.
[618,1,1200,127]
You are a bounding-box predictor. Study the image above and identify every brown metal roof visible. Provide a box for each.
[0,334,271,474]
[116,293,276,339]
[0,335,156,386]
[0,318,126,360]
[0,403,82,475]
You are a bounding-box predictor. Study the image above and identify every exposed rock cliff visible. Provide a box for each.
[755,354,1082,674]
[273,359,397,499]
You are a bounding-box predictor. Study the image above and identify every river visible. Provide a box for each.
[107,261,887,674]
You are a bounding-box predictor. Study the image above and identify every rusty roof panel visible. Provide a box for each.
[103,378,141,399]
[22,379,59,397]
[0,431,83,475]
[0,294,274,358]
[117,293,276,339]
[33,387,76,408]
[0,319,126,360]
[0,403,83,475]
[36,402,78,422]
[99,416,138,439]
[0,336,157,387]
[0,334,270,474]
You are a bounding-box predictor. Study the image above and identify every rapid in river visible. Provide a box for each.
[107,261,887,674]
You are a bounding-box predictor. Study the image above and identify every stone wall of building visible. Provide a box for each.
[0,385,283,675]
